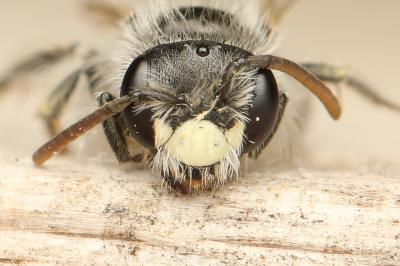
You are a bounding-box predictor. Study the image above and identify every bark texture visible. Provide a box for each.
[0,160,399,265]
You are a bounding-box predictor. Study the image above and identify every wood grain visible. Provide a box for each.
[0,160,399,265]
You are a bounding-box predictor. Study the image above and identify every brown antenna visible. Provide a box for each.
[223,55,342,120]
[33,95,134,166]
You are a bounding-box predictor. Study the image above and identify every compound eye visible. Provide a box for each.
[242,69,280,153]
[120,57,155,150]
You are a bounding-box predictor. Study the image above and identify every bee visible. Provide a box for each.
[1,1,399,193]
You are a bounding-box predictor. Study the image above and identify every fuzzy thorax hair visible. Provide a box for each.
[115,0,274,89]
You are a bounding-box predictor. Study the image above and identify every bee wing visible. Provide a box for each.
[260,0,298,25]
[84,1,130,27]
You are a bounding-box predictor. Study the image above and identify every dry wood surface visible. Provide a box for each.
[0,160,399,265]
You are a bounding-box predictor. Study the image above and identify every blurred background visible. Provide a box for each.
[0,0,399,173]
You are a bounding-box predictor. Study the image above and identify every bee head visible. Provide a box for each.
[120,40,280,190]
[32,7,340,190]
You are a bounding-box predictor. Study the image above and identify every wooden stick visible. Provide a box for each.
[1,163,399,265]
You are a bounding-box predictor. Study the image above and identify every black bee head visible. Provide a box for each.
[120,40,280,189]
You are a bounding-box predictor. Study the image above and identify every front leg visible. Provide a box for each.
[98,92,145,163]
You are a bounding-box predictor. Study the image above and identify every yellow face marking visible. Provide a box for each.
[164,120,229,167]
[153,119,173,147]
[224,120,245,151]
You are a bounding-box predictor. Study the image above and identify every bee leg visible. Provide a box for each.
[0,44,77,95]
[84,1,129,26]
[37,69,82,136]
[303,62,400,112]
[98,92,143,163]
[249,92,288,159]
